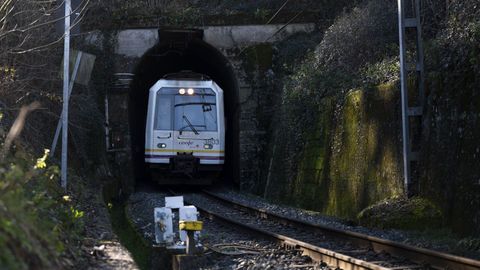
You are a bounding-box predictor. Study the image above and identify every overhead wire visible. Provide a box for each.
[266,0,290,24]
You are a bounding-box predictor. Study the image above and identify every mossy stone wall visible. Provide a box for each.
[265,76,480,235]
[268,84,404,219]
[326,84,404,217]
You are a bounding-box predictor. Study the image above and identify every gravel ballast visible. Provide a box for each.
[124,186,479,269]
[126,191,332,269]
[206,187,480,260]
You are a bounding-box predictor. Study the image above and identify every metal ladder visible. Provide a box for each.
[398,0,425,197]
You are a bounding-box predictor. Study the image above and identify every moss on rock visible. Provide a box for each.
[357,197,443,231]
[274,84,403,219]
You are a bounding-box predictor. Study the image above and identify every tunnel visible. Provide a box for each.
[129,29,240,185]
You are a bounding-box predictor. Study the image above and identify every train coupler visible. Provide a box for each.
[172,153,198,175]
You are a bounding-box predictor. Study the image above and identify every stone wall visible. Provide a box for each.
[230,45,275,191]
[265,84,404,219]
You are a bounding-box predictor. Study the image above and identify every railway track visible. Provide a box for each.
[169,189,480,270]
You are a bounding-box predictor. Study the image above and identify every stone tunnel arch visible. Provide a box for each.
[129,29,240,184]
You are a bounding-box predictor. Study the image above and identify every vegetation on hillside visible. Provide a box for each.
[84,0,360,29]
[0,1,104,268]
[265,0,480,236]
[0,149,86,269]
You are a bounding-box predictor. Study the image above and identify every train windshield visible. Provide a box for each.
[154,87,217,132]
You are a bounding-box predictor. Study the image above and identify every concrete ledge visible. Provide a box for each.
[92,23,315,57]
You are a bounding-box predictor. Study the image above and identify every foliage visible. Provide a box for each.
[84,0,359,29]
[426,0,480,77]
[0,148,86,269]
[279,0,400,130]
[360,56,400,85]
[314,0,398,74]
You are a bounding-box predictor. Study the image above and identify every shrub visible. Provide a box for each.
[314,0,398,74]
[0,149,85,269]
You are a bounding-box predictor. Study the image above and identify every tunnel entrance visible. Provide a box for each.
[129,29,240,185]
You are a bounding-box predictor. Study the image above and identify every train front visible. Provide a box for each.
[144,78,225,182]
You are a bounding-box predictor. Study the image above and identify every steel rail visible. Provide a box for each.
[194,198,391,270]
[201,190,480,270]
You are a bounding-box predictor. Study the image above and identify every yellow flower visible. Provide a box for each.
[34,149,50,169]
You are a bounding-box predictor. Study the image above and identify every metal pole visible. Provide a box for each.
[61,0,71,190]
[415,0,426,105]
[398,0,411,196]
[51,52,82,157]
[104,92,110,151]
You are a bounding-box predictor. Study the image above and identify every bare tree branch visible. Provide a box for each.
[1,101,41,160]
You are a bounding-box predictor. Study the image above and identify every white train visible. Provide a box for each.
[144,72,225,179]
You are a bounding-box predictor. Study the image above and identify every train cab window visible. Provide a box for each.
[154,90,173,130]
[154,88,217,132]
[174,89,217,132]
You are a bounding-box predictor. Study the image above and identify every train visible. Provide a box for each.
[144,72,225,182]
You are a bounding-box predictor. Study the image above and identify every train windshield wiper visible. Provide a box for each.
[182,115,199,135]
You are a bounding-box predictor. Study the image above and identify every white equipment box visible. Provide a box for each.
[165,196,184,209]
[154,207,174,244]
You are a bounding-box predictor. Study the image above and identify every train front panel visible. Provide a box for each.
[145,79,225,174]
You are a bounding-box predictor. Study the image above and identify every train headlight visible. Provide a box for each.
[179,88,186,95]
[157,143,167,148]
[204,144,213,149]
[187,88,195,95]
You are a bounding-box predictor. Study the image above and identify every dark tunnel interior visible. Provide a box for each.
[129,30,240,185]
